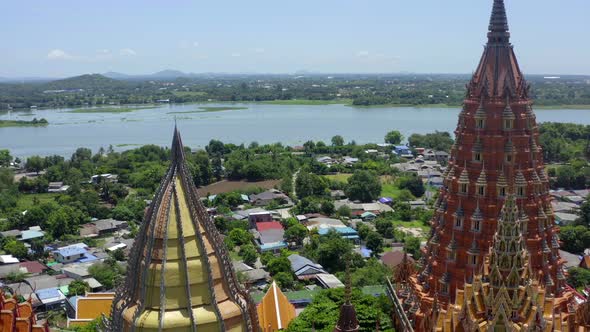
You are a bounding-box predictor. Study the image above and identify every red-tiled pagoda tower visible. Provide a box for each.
[405,0,571,327]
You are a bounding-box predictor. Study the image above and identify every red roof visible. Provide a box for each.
[256,221,284,232]
[19,261,47,274]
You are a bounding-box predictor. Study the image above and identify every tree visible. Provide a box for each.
[0,149,12,166]
[267,255,292,275]
[88,260,124,290]
[3,239,28,259]
[350,258,392,287]
[239,244,258,266]
[365,232,384,256]
[68,280,90,296]
[385,130,403,145]
[228,228,253,246]
[318,231,353,273]
[569,267,590,289]
[398,176,425,198]
[560,225,590,254]
[295,171,328,199]
[110,248,126,261]
[284,223,308,246]
[25,155,45,174]
[331,135,344,147]
[375,219,394,239]
[404,236,422,259]
[337,205,351,218]
[274,271,295,290]
[345,170,382,203]
[579,200,590,225]
[286,288,393,332]
[320,200,335,216]
[356,223,370,240]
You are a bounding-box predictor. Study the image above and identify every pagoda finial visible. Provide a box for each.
[488,0,510,44]
[171,123,185,165]
[345,255,352,304]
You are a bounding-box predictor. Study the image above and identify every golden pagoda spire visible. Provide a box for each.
[108,125,258,331]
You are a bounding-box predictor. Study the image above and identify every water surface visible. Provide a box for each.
[1,103,589,158]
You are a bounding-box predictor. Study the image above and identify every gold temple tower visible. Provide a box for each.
[107,127,258,331]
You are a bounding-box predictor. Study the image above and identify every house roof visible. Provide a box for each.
[256,221,283,232]
[559,250,582,269]
[381,251,415,269]
[0,229,22,238]
[19,261,47,274]
[287,254,326,276]
[83,277,103,289]
[318,227,358,236]
[55,246,88,257]
[259,228,285,244]
[20,229,45,241]
[316,273,345,289]
[0,255,19,264]
[243,269,270,282]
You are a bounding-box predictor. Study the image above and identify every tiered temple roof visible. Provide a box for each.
[398,0,575,329]
[108,127,258,331]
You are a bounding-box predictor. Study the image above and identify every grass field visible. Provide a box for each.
[168,106,248,114]
[0,193,62,217]
[0,120,48,128]
[172,91,208,98]
[68,106,156,113]
[324,173,353,182]
[197,179,280,196]
[260,99,352,106]
[380,183,405,199]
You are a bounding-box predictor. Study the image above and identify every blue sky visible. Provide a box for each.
[0,0,588,77]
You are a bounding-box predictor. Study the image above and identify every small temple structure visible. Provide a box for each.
[334,261,359,332]
[388,0,590,330]
[107,127,258,331]
[0,289,48,332]
[256,281,296,331]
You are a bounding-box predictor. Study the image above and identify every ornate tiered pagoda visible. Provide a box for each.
[0,289,48,332]
[391,0,578,330]
[334,263,360,332]
[107,127,258,331]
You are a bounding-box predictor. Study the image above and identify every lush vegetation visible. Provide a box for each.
[0,118,48,127]
[1,73,590,109]
[286,287,394,332]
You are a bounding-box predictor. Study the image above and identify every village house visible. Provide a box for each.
[48,181,70,193]
[249,189,291,207]
[79,218,128,237]
[90,173,118,185]
[288,254,327,280]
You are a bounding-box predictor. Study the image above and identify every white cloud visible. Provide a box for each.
[97,49,110,54]
[120,48,137,56]
[231,52,241,57]
[253,47,265,53]
[47,49,74,60]
[193,41,200,47]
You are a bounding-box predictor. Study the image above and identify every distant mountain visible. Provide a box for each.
[102,69,198,81]
[102,71,133,80]
[42,74,128,90]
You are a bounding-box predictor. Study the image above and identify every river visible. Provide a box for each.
[1,103,590,158]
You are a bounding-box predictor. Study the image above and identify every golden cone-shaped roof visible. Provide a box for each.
[257,281,296,331]
[108,126,257,331]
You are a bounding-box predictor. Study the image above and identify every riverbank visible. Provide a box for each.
[167,106,248,114]
[68,106,157,113]
[0,118,48,128]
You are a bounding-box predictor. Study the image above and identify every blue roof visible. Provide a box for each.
[68,296,80,311]
[259,241,288,251]
[21,230,44,241]
[78,253,98,263]
[318,227,358,236]
[359,246,373,258]
[395,145,408,149]
[36,288,62,300]
[287,254,325,275]
[379,197,393,203]
[55,246,87,257]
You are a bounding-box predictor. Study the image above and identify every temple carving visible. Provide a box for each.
[107,127,258,331]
